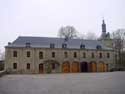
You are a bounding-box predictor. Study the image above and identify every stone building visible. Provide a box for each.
[5,20,115,74]
[5,36,114,73]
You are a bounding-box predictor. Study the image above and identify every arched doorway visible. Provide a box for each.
[44,60,60,73]
[105,64,109,72]
[80,62,88,72]
[98,61,104,72]
[62,61,70,73]
[89,61,97,72]
[39,63,44,73]
[72,61,79,73]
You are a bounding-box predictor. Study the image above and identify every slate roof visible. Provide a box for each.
[6,36,112,50]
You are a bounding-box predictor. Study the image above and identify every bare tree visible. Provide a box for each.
[58,26,77,40]
[111,29,125,68]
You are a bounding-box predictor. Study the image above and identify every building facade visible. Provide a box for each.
[5,36,114,74]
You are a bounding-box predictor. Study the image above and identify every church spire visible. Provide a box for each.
[102,19,106,33]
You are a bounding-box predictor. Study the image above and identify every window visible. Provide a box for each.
[13,51,17,57]
[96,45,102,50]
[27,63,30,70]
[99,53,102,58]
[13,63,17,69]
[50,43,55,48]
[51,63,55,70]
[80,44,85,49]
[64,52,68,58]
[39,52,43,59]
[52,52,55,58]
[26,42,31,48]
[27,51,30,57]
[91,53,95,58]
[83,52,86,58]
[62,43,67,48]
[107,53,110,58]
[74,52,77,58]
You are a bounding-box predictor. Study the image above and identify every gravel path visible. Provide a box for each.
[0,72,125,94]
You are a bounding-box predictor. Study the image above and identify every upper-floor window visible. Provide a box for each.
[52,52,55,58]
[62,43,67,48]
[50,43,55,48]
[27,51,30,57]
[27,63,30,70]
[39,51,43,59]
[13,51,17,57]
[96,45,102,50]
[99,52,102,58]
[64,52,68,58]
[13,63,17,69]
[91,53,95,58]
[74,52,77,58]
[83,52,86,58]
[107,53,110,58]
[80,44,85,49]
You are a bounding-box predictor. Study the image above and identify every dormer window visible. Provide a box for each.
[80,44,85,49]
[50,43,55,48]
[26,42,31,48]
[96,45,102,50]
[62,43,67,48]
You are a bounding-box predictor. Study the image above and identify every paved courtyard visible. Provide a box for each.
[0,72,125,94]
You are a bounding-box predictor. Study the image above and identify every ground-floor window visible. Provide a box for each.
[27,63,30,70]
[13,63,17,69]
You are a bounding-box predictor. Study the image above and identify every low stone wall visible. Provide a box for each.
[0,70,6,77]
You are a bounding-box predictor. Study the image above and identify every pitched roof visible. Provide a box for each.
[6,36,112,50]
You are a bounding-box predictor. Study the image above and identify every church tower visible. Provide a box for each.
[100,19,112,48]
[102,19,106,33]
[101,19,107,39]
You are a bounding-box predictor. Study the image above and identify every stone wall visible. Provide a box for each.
[5,47,115,73]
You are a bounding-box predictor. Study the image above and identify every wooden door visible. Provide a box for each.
[98,63,104,72]
[62,61,70,73]
[72,62,79,72]
[39,64,44,73]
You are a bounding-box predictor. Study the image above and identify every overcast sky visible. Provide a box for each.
[0,0,125,51]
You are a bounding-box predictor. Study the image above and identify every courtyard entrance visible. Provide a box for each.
[71,61,79,72]
[39,63,44,73]
[62,61,70,73]
[44,60,60,73]
[80,62,88,72]
[89,61,97,72]
[98,62,104,72]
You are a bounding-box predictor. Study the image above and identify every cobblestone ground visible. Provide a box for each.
[0,72,125,94]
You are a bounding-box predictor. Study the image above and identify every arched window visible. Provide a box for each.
[91,53,95,58]
[27,63,30,70]
[27,51,30,57]
[83,52,86,58]
[74,52,77,58]
[13,51,17,57]
[64,52,68,58]
[52,52,55,58]
[99,53,102,58]
[13,63,17,69]
[107,53,110,58]
[39,51,43,59]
